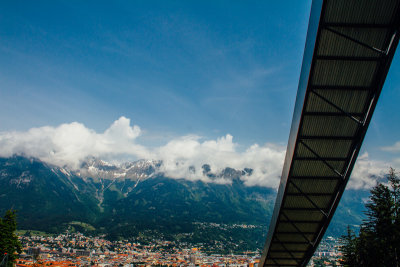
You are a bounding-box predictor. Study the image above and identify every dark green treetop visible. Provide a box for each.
[0,210,22,267]
[340,168,400,267]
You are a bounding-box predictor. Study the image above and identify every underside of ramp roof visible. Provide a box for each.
[260,0,400,266]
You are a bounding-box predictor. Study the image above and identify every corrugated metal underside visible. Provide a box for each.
[262,0,400,266]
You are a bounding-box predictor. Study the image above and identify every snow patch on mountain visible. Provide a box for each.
[73,157,256,187]
[76,157,161,180]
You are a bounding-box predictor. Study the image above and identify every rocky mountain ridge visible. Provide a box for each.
[0,156,369,249]
[76,157,161,181]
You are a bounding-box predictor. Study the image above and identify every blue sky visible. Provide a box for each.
[0,1,399,187]
[0,1,311,144]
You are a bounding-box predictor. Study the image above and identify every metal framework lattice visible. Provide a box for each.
[260,0,400,266]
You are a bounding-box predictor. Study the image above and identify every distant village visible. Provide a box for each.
[14,231,343,266]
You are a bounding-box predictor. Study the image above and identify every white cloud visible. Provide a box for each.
[0,117,149,169]
[1,116,398,190]
[381,141,400,174]
[156,135,285,187]
[381,141,400,152]
[349,153,390,190]
[0,117,286,187]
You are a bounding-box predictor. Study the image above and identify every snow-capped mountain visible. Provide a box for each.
[75,157,254,183]
[0,155,369,246]
[76,157,161,180]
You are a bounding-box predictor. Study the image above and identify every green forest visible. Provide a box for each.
[340,168,400,267]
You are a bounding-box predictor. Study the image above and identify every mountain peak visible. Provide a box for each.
[77,158,161,180]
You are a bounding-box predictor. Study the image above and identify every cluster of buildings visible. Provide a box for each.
[308,236,343,267]
[15,231,344,267]
[16,232,261,266]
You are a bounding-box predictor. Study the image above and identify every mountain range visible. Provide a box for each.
[0,156,369,251]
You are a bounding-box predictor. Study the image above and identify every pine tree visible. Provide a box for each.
[340,168,400,266]
[0,210,22,267]
[340,226,356,266]
[388,168,400,267]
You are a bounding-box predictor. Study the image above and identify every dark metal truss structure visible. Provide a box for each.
[260,0,400,266]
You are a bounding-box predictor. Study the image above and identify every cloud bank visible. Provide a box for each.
[0,117,150,169]
[0,117,285,187]
[0,117,396,189]
[348,153,390,190]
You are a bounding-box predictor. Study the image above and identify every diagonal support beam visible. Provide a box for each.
[310,90,363,124]
[289,180,329,218]
[385,32,398,56]
[281,212,315,246]
[272,236,301,265]
[325,27,387,55]
[271,258,281,266]
[299,140,345,179]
